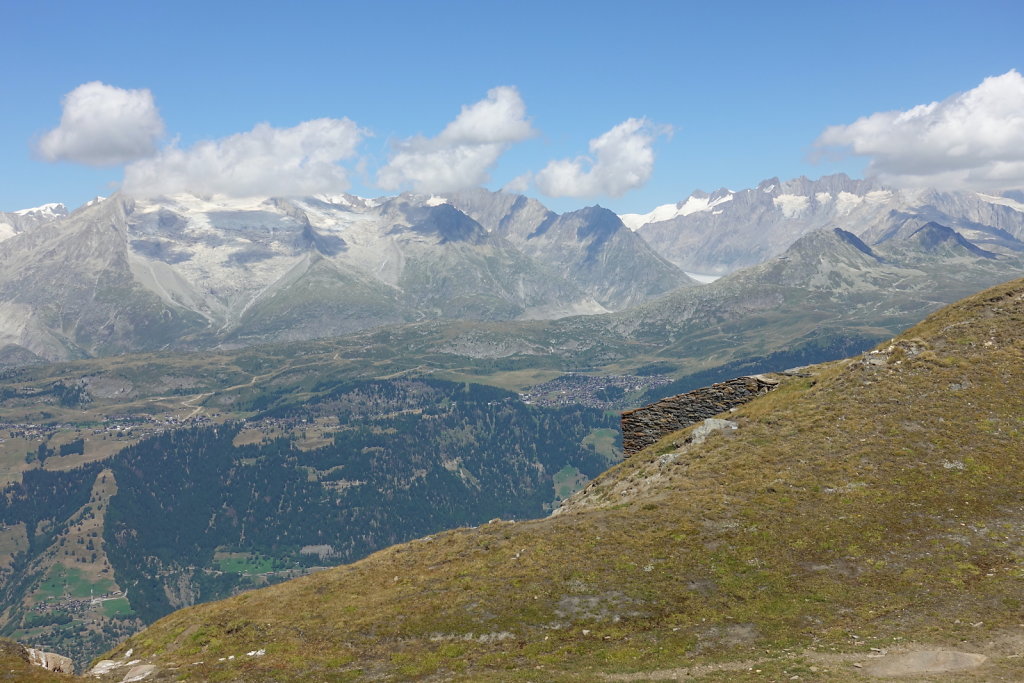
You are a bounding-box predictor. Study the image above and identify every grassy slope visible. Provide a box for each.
[0,639,67,681]
[86,277,1024,681]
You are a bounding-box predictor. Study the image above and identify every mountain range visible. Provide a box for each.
[3,173,1024,675]
[0,191,691,363]
[624,174,1024,275]
[4,173,1024,366]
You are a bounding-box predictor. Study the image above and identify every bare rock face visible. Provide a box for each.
[620,375,778,455]
[688,418,738,445]
[26,646,74,674]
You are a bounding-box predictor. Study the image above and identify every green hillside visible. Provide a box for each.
[82,277,1024,681]
[0,379,618,668]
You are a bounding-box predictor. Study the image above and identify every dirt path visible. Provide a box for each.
[600,635,1024,681]
[179,371,270,418]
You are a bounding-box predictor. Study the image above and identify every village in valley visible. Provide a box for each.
[517,373,672,409]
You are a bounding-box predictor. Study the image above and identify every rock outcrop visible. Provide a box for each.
[26,646,74,674]
[620,375,778,455]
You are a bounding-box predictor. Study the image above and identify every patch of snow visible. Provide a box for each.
[835,191,865,215]
[84,196,106,208]
[762,184,775,193]
[141,193,274,214]
[313,193,378,209]
[619,203,679,230]
[772,194,810,218]
[0,223,15,242]
[683,194,733,215]
[619,193,733,230]
[314,193,355,207]
[977,192,1024,213]
[684,271,721,284]
[425,195,449,207]
[898,187,932,204]
[293,198,411,286]
[13,202,65,217]
[864,190,893,203]
[831,189,891,216]
[246,649,266,657]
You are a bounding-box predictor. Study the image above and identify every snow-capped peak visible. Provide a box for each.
[619,192,734,231]
[13,202,67,217]
[976,192,1024,213]
[772,194,809,218]
[313,193,379,209]
[138,193,278,213]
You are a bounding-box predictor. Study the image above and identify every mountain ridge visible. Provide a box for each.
[631,173,1024,274]
[5,174,1024,365]
[0,190,692,362]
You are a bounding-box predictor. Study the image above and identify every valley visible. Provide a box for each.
[78,275,1024,682]
[2,174,1024,674]
[0,375,622,668]
[7,9,1024,679]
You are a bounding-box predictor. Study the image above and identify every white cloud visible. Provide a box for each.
[815,70,1024,190]
[377,86,535,193]
[38,81,165,166]
[122,118,368,198]
[534,118,669,198]
[502,173,532,193]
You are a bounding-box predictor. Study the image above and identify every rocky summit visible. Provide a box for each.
[79,276,1024,681]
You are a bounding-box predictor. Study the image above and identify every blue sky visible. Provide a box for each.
[3,0,1024,214]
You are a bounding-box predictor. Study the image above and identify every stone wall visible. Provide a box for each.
[620,376,779,456]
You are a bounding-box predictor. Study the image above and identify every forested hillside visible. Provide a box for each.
[0,379,618,666]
